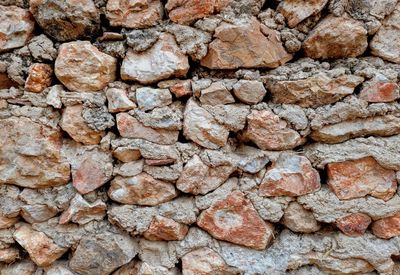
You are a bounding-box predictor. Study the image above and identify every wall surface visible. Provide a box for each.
[1,0,400,274]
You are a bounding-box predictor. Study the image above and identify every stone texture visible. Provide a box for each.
[121,33,189,84]
[336,213,371,237]
[55,41,117,92]
[303,16,368,59]
[197,191,274,250]
[199,82,235,106]
[24,63,53,93]
[259,153,320,197]
[59,194,106,225]
[372,212,400,239]
[242,109,302,150]
[282,202,320,233]
[0,5,35,52]
[359,81,400,103]
[106,87,135,113]
[143,215,188,241]
[232,80,267,105]
[278,0,328,28]
[29,0,100,42]
[108,173,177,205]
[106,0,163,28]
[136,87,172,111]
[201,18,292,69]
[327,157,397,201]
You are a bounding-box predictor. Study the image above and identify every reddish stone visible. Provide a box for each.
[327,157,397,201]
[73,157,111,194]
[144,159,175,166]
[168,80,192,98]
[0,215,18,229]
[0,73,18,89]
[197,191,273,250]
[259,154,320,197]
[59,194,106,225]
[372,212,400,239]
[278,0,328,28]
[359,82,400,103]
[25,63,53,93]
[336,213,372,237]
[143,215,188,241]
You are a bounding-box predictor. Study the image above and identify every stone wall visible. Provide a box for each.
[1,0,400,274]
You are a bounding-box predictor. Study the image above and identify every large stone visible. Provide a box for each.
[59,194,106,225]
[24,63,53,93]
[108,173,177,205]
[259,154,320,197]
[29,0,100,42]
[55,41,117,92]
[0,5,35,53]
[359,81,400,103]
[165,0,230,25]
[0,117,70,188]
[106,87,135,113]
[278,0,328,28]
[370,4,400,63]
[60,105,104,145]
[183,99,229,149]
[327,157,397,201]
[266,73,364,108]
[199,82,235,106]
[143,215,188,241]
[197,191,273,250]
[232,80,267,105]
[121,33,189,84]
[136,87,172,111]
[336,213,371,237]
[106,0,163,28]
[372,212,400,239]
[242,109,302,150]
[201,18,292,69]
[282,202,320,233]
[303,16,368,59]
[13,223,67,266]
[0,247,19,264]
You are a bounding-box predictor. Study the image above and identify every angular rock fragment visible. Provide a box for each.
[359,81,400,103]
[201,18,292,69]
[121,33,189,84]
[160,79,192,98]
[106,0,163,28]
[278,0,328,28]
[0,216,18,229]
[336,213,371,237]
[106,87,135,113]
[28,34,57,62]
[232,80,267,105]
[303,16,368,59]
[183,99,229,149]
[29,0,100,42]
[158,197,199,224]
[60,105,104,145]
[0,247,19,263]
[199,82,235,105]
[372,212,400,239]
[108,173,177,205]
[327,157,397,201]
[143,215,188,241]
[136,87,172,111]
[24,63,53,93]
[20,204,58,224]
[0,5,35,52]
[259,153,320,197]
[59,194,106,225]
[0,260,36,274]
[282,202,320,233]
[13,223,67,267]
[197,191,274,250]
[204,104,250,132]
[242,109,302,150]
[55,41,117,92]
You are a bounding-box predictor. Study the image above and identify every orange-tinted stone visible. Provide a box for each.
[25,63,53,93]
[360,82,400,103]
[143,215,188,241]
[372,212,400,239]
[336,213,372,236]
[73,158,111,194]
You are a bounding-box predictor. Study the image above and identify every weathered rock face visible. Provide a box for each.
[336,213,371,237]
[29,0,100,42]
[372,212,400,239]
[232,80,267,105]
[201,18,292,69]
[197,191,274,250]
[55,41,117,92]
[303,16,368,59]
[121,33,189,84]
[0,5,35,53]
[106,0,163,28]
[278,0,328,28]
[25,63,53,93]
[282,202,320,233]
[143,215,188,241]
[359,81,400,103]
[327,157,397,201]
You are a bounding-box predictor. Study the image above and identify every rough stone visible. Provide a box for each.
[232,80,267,105]
[199,82,235,106]
[0,247,19,263]
[160,79,192,98]
[359,81,400,103]
[24,63,53,93]
[136,87,172,111]
[55,41,117,92]
[336,213,371,237]
[106,87,135,113]
[282,202,320,233]
[372,212,400,239]
[204,104,250,132]
[327,157,397,201]
[278,0,328,28]
[28,34,57,62]
[143,215,188,241]
[59,194,106,225]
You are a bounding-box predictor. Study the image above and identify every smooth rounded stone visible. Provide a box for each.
[24,63,53,93]
[0,5,35,53]
[259,153,321,197]
[136,87,173,111]
[143,215,188,241]
[183,99,229,149]
[0,116,70,188]
[165,0,230,25]
[303,16,368,59]
[370,4,400,63]
[116,113,179,145]
[282,202,320,233]
[336,213,371,237]
[55,41,117,92]
[60,105,105,145]
[106,87,135,113]
[201,17,292,69]
[372,212,400,239]
[106,0,163,28]
[13,223,67,267]
[121,33,189,84]
[327,156,397,201]
[242,109,302,150]
[29,0,100,42]
[108,173,177,206]
[277,0,328,28]
[359,81,400,103]
[59,194,106,225]
[232,80,267,105]
[0,247,19,263]
[197,191,274,250]
[199,82,235,106]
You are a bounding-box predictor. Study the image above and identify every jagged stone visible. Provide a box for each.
[282,202,320,233]
[106,87,135,113]
[372,212,400,239]
[59,194,106,225]
[278,0,328,28]
[136,87,172,111]
[24,63,53,93]
[199,82,235,106]
[336,213,371,237]
[143,215,188,241]
[359,81,400,103]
